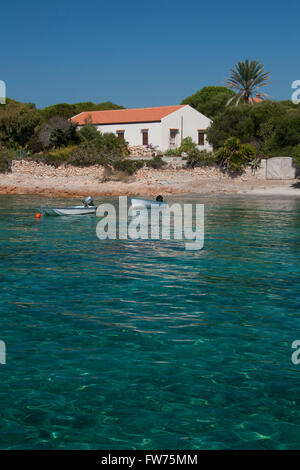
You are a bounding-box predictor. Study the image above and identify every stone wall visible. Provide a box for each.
[128,145,154,157]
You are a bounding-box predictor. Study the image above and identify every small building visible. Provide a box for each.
[249,93,264,103]
[70,105,212,152]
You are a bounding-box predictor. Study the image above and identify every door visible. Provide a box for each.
[142,131,148,146]
[169,130,177,149]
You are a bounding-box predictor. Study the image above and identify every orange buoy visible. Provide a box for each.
[35,213,41,219]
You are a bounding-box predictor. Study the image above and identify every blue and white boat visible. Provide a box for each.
[130,197,166,209]
[40,196,97,216]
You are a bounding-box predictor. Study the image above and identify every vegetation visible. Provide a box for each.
[78,125,101,142]
[0,147,13,173]
[0,101,40,148]
[39,101,124,121]
[225,60,270,105]
[113,159,145,175]
[206,100,300,168]
[38,117,79,149]
[165,137,199,156]
[0,67,299,174]
[215,138,257,172]
[186,149,216,168]
[146,156,167,169]
[181,86,235,119]
[31,145,78,167]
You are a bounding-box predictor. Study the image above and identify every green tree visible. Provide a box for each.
[78,125,101,142]
[206,104,254,149]
[0,101,40,148]
[39,101,124,121]
[181,86,235,118]
[225,60,270,105]
[38,117,79,148]
[39,103,77,121]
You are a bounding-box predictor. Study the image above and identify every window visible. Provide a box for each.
[117,130,125,139]
[198,130,205,146]
[142,130,148,146]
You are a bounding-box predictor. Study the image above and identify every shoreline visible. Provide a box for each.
[0,160,299,198]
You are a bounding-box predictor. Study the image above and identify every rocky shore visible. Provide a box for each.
[0,159,298,198]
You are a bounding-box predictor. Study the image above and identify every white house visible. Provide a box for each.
[70,105,212,152]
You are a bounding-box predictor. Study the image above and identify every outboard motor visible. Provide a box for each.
[83,196,94,207]
[156,195,163,202]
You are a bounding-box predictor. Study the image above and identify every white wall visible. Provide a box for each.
[95,122,162,148]
[161,105,212,152]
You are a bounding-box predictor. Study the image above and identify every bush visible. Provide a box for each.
[29,132,129,168]
[38,117,79,149]
[173,137,198,156]
[113,159,145,175]
[0,147,13,173]
[67,142,105,167]
[215,137,257,172]
[94,132,129,159]
[30,145,77,167]
[78,125,101,142]
[68,134,128,167]
[186,149,216,168]
[146,156,166,169]
[28,134,44,153]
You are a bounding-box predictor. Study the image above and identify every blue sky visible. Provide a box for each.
[1,0,299,108]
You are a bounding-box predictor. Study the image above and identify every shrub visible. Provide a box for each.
[69,133,129,167]
[68,142,105,167]
[0,147,13,173]
[78,125,101,142]
[94,132,129,159]
[28,134,44,153]
[29,132,130,168]
[186,149,216,168]
[173,137,198,156]
[164,148,176,156]
[30,145,77,167]
[215,137,257,172]
[38,117,79,149]
[113,159,145,175]
[146,156,166,169]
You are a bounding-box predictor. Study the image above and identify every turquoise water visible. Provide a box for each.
[0,194,300,450]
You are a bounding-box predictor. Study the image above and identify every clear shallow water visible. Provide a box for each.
[0,194,300,450]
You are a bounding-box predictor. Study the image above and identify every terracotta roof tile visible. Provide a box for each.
[249,94,264,103]
[71,105,185,125]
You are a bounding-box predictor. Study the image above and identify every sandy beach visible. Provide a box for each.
[0,159,299,198]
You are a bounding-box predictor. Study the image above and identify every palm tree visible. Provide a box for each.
[225,60,270,105]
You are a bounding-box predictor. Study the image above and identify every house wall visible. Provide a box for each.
[161,105,212,152]
[94,122,162,148]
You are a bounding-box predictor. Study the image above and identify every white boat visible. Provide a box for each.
[40,196,97,216]
[131,197,166,209]
[40,205,97,216]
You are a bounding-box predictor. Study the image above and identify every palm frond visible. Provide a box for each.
[225,59,271,105]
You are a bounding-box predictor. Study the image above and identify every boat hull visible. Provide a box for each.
[130,198,166,209]
[40,206,97,216]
